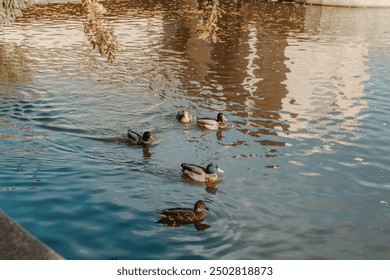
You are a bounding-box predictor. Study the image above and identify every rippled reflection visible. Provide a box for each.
[281,6,370,148]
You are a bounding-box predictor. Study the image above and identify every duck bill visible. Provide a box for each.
[222,116,228,121]
[217,168,224,173]
[205,206,210,211]
[149,136,156,142]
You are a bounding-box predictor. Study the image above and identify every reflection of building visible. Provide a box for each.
[296,0,390,7]
[281,6,390,141]
[282,37,369,140]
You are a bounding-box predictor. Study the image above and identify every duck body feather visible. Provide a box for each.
[176,110,193,124]
[157,208,205,223]
[196,118,221,130]
[156,200,209,223]
[181,163,223,183]
[181,163,209,182]
[196,113,227,130]
[127,130,155,146]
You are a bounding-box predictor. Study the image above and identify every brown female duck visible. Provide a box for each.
[176,110,193,124]
[156,200,209,223]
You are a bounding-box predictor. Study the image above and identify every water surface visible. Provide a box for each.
[0,0,389,259]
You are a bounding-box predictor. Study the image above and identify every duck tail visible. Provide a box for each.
[156,211,166,218]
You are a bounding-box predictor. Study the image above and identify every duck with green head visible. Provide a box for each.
[156,200,209,224]
[127,130,155,145]
[181,163,224,183]
[196,112,227,130]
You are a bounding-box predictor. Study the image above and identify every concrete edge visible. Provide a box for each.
[0,211,64,260]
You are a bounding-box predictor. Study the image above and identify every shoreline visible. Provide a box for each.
[0,211,63,260]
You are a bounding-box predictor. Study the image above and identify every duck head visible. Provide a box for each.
[143,131,155,142]
[194,200,209,212]
[216,113,227,122]
[206,163,224,174]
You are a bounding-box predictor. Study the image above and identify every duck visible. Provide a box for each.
[127,130,155,145]
[176,110,193,124]
[196,112,227,130]
[156,200,209,223]
[181,163,224,183]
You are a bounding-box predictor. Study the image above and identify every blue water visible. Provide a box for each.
[0,1,389,259]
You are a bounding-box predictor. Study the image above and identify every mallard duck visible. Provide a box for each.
[181,163,224,183]
[127,130,155,145]
[156,200,209,223]
[176,110,193,124]
[196,112,227,130]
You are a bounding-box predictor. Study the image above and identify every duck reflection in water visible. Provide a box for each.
[156,200,211,231]
[216,129,224,140]
[205,184,218,194]
[142,146,153,159]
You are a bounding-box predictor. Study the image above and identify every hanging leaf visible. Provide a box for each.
[0,0,29,25]
[196,0,222,43]
[82,0,123,63]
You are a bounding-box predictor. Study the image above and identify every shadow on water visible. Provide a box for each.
[1,0,390,259]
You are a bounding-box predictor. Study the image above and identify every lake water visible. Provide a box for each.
[0,0,389,259]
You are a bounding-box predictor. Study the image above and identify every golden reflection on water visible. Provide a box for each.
[0,133,14,138]
[4,1,385,149]
[281,6,370,144]
[19,2,83,20]
[0,43,33,85]
[174,2,373,149]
